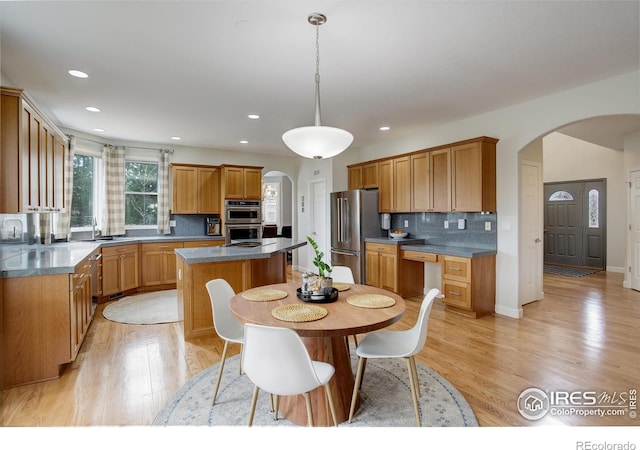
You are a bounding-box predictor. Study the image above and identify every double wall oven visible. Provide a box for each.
[224,200,262,243]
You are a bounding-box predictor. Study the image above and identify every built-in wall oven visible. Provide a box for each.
[224,200,262,244]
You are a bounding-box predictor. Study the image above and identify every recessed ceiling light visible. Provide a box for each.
[93,128,105,132]
[379,126,391,131]
[68,70,88,78]
[171,136,181,140]
[248,114,260,119]
[240,140,249,144]
[85,106,100,112]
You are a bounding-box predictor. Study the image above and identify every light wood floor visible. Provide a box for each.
[1,268,639,427]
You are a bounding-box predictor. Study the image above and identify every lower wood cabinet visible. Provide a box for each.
[440,254,495,318]
[365,242,424,298]
[140,242,183,287]
[101,244,139,297]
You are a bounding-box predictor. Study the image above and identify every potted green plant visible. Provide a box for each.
[307,235,333,292]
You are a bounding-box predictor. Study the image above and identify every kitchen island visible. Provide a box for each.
[174,238,306,339]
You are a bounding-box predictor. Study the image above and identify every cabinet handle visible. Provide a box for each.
[449,290,461,296]
[449,267,462,271]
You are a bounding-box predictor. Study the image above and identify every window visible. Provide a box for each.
[549,190,574,201]
[71,154,96,228]
[588,189,599,228]
[125,161,158,226]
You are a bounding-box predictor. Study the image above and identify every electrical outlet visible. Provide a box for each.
[444,220,449,229]
[404,220,409,227]
[457,219,466,230]
[169,220,177,227]
[485,221,491,231]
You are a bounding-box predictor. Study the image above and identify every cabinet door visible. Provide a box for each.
[22,104,41,212]
[430,148,451,212]
[379,252,398,293]
[411,152,430,211]
[120,252,139,291]
[362,162,378,189]
[244,168,263,199]
[141,250,164,286]
[348,165,363,190]
[101,254,121,296]
[53,135,66,212]
[171,165,198,213]
[198,166,220,213]
[451,142,496,212]
[393,156,411,212]
[41,125,55,212]
[165,250,178,284]
[224,166,245,199]
[365,249,380,287]
[378,159,393,212]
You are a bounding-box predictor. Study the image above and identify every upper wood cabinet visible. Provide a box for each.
[348,162,378,190]
[378,156,411,213]
[220,165,263,200]
[430,148,452,212]
[1,87,67,213]
[451,140,496,212]
[171,164,220,214]
[410,152,430,212]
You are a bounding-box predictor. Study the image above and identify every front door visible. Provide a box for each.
[544,179,606,269]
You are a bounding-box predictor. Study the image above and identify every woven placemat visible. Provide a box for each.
[333,282,351,292]
[241,288,288,302]
[271,304,328,322]
[346,294,396,308]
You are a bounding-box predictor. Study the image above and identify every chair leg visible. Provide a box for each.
[239,343,243,374]
[353,334,358,348]
[273,395,280,420]
[324,383,339,427]
[349,356,366,423]
[303,392,314,427]
[345,336,350,359]
[409,356,421,397]
[359,357,368,389]
[406,356,421,427]
[212,340,229,405]
[248,385,260,426]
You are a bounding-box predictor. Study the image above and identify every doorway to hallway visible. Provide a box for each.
[543,179,606,269]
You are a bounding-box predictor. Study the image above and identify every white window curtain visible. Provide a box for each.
[102,144,125,236]
[157,150,171,234]
[55,135,75,239]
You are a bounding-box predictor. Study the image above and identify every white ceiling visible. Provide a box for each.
[1,1,638,156]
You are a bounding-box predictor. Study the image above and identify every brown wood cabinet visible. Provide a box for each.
[140,242,183,287]
[440,254,495,318]
[183,240,224,248]
[171,164,220,214]
[451,141,496,212]
[378,156,411,213]
[101,244,139,297]
[1,87,67,213]
[365,242,423,298]
[348,162,378,190]
[220,165,263,200]
[2,249,99,388]
[411,152,430,212]
[430,148,452,212]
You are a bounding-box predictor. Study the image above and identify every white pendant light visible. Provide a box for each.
[282,13,353,160]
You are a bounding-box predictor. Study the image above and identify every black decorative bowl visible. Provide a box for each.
[296,287,339,303]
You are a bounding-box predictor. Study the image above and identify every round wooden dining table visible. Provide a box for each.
[229,281,405,426]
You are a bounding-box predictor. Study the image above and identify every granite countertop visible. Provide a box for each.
[175,238,306,264]
[364,237,496,258]
[0,235,225,278]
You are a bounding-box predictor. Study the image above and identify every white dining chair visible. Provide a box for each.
[348,288,439,426]
[205,279,245,406]
[242,323,339,427]
[331,265,360,350]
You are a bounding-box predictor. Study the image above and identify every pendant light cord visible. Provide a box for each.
[314,19,322,127]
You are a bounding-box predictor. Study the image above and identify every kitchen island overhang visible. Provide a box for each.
[174,238,306,339]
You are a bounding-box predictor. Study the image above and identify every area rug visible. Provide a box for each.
[152,353,477,427]
[102,290,180,324]
[543,264,601,277]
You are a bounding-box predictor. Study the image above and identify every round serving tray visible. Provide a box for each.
[296,287,339,303]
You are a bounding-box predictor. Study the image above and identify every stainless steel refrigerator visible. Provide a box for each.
[330,190,382,284]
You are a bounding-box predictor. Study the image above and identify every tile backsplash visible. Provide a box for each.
[390,212,497,249]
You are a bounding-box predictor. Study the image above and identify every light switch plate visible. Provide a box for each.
[404,220,409,227]
[169,220,176,227]
[485,221,492,231]
[457,219,466,230]
[444,220,449,229]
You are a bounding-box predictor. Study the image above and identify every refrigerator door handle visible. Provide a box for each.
[336,196,343,243]
[342,197,349,243]
[331,250,357,256]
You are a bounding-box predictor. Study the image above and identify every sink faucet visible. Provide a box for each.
[92,217,98,240]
